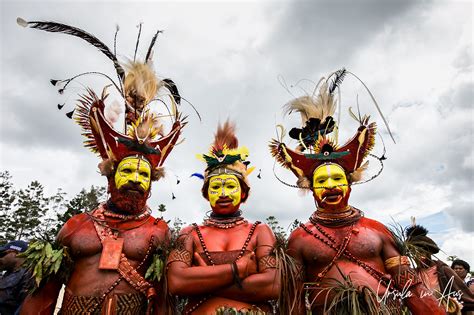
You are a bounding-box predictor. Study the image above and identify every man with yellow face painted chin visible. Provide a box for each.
[22,110,184,315]
[270,69,445,314]
[167,121,280,314]
[19,18,186,314]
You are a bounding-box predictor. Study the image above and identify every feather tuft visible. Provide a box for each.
[16,17,28,27]
[405,225,429,238]
[296,176,311,189]
[104,100,123,124]
[190,173,205,180]
[349,161,369,183]
[123,62,159,110]
[328,68,347,95]
[98,159,115,177]
[213,120,238,151]
[152,167,166,181]
[284,82,336,125]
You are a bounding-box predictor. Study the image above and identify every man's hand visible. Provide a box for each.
[193,252,208,267]
[235,251,257,279]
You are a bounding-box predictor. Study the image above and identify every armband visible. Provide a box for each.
[384,256,410,270]
[258,254,277,271]
[394,269,422,289]
[166,248,192,267]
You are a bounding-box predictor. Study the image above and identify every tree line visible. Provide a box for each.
[0,171,106,245]
[0,170,296,247]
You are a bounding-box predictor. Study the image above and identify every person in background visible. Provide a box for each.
[406,225,474,315]
[452,259,474,293]
[0,240,32,315]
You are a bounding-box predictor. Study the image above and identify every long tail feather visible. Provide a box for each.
[133,22,143,62]
[145,29,163,63]
[347,71,396,144]
[17,18,125,82]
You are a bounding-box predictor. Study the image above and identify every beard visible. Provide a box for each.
[108,180,150,214]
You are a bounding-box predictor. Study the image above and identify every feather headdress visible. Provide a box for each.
[405,224,440,256]
[270,69,385,188]
[284,69,346,152]
[18,18,186,180]
[17,18,180,125]
[197,120,254,186]
[75,87,185,180]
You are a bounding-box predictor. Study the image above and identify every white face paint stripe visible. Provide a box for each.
[135,159,140,183]
[326,164,332,177]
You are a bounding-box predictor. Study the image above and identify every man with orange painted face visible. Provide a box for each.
[270,69,445,314]
[18,18,185,315]
[167,121,280,314]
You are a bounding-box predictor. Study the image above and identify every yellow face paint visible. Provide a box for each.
[114,156,152,192]
[208,174,242,207]
[312,163,349,207]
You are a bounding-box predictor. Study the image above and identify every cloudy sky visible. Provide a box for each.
[1,0,472,263]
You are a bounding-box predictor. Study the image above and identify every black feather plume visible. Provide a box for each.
[328,68,347,95]
[57,103,65,110]
[133,23,143,62]
[163,79,181,105]
[406,225,429,238]
[21,19,125,82]
[145,29,163,63]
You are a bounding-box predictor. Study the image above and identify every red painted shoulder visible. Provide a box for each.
[56,212,92,244]
[358,217,393,238]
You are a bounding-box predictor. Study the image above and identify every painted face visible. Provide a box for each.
[312,163,351,211]
[114,156,152,193]
[208,174,242,215]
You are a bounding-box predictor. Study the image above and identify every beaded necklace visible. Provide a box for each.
[310,207,363,227]
[184,221,261,314]
[87,235,155,313]
[300,222,388,286]
[103,202,152,221]
[193,221,260,265]
[203,217,248,229]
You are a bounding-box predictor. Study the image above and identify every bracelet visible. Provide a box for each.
[231,261,243,289]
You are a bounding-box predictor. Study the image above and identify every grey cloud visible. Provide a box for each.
[444,200,474,233]
[261,0,425,77]
[1,1,472,238]
[438,80,473,110]
[1,76,86,150]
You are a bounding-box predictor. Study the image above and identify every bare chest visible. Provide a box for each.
[67,220,163,262]
[301,225,384,266]
[193,224,257,252]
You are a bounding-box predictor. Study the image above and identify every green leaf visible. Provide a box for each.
[53,256,62,274]
[145,263,154,280]
[34,242,45,250]
[45,243,53,258]
[155,258,163,281]
[34,261,43,287]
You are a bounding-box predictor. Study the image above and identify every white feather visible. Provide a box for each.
[105,100,123,124]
